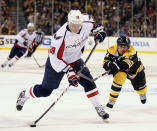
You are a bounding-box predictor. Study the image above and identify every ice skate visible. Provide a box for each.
[8,56,19,67]
[1,60,9,68]
[95,105,109,120]
[1,63,7,68]
[8,62,14,67]
[139,94,146,104]
[106,100,115,108]
[16,90,29,111]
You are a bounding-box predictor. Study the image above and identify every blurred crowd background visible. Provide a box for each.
[0,0,157,37]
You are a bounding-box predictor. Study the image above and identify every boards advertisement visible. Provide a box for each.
[0,35,157,53]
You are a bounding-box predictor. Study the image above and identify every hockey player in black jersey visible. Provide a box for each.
[103,35,147,108]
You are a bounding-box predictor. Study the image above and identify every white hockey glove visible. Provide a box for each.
[91,24,104,34]
[91,24,106,43]
[67,69,80,87]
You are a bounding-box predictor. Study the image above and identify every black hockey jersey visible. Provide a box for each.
[103,44,144,79]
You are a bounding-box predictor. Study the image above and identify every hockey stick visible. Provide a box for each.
[93,71,109,81]
[30,41,99,127]
[78,40,98,74]
[32,55,45,68]
[78,71,109,82]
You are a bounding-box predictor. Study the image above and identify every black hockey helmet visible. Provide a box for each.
[117,35,130,47]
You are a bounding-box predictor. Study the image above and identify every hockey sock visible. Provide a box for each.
[135,85,147,95]
[2,57,11,65]
[86,88,102,107]
[26,86,36,98]
[9,56,19,66]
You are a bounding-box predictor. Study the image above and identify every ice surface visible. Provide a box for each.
[0,50,157,131]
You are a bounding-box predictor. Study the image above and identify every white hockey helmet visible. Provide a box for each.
[68,10,83,24]
[27,23,34,28]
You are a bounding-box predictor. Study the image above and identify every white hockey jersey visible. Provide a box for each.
[15,29,36,49]
[49,14,95,72]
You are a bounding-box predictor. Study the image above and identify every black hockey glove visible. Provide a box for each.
[115,58,130,71]
[103,61,111,71]
[94,32,106,43]
[118,61,130,71]
[67,70,80,87]
[103,61,120,75]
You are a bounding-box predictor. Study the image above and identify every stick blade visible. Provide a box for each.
[30,124,36,127]
[30,121,36,127]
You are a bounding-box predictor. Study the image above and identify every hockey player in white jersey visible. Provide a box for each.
[25,26,45,57]
[1,23,36,67]
[16,10,109,120]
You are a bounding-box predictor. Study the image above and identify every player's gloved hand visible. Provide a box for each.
[91,24,106,43]
[91,24,104,34]
[23,39,28,46]
[23,41,28,46]
[109,62,120,75]
[67,70,80,87]
[28,47,33,53]
[103,61,120,75]
[94,32,106,43]
[117,60,129,71]
[114,57,130,71]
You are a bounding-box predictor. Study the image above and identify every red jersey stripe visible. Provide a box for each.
[58,40,65,60]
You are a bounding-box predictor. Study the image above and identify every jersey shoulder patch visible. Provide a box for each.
[82,14,94,22]
[54,34,63,40]
[22,29,27,32]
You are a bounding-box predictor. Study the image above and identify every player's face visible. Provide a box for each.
[118,45,129,55]
[28,27,34,34]
[69,23,82,34]
[37,28,42,33]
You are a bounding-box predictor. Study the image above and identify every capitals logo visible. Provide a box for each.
[54,34,63,40]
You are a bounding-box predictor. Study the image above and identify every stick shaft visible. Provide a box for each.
[32,55,45,68]
[78,41,98,74]
[78,71,108,82]
[33,85,70,125]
